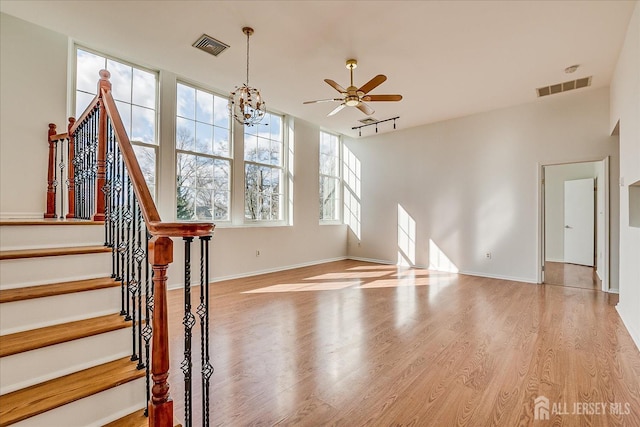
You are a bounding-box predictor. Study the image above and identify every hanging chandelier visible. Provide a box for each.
[230,27,266,127]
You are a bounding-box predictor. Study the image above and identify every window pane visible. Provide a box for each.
[176,117,195,152]
[213,96,230,128]
[196,156,214,188]
[177,153,196,188]
[257,137,270,163]
[108,59,132,103]
[270,140,281,166]
[132,68,156,108]
[177,83,195,119]
[270,114,282,141]
[195,122,213,155]
[213,126,230,157]
[76,49,104,94]
[115,101,132,136]
[214,159,230,190]
[76,91,95,118]
[244,133,258,162]
[213,191,229,220]
[195,189,213,220]
[133,145,156,197]
[177,186,195,220]
[196,90,213,124]
[131,106,155,144]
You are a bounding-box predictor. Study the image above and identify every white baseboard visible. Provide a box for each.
[458,270,538,284]
[545,258,565,263]
[607,288,619,294]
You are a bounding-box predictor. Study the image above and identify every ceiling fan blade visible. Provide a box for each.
[303,98,343,104]
[328,103,346,116]
[358,74,387,94]
[361,94,403,102]
[324,79,347,94]
[356,102,375,116]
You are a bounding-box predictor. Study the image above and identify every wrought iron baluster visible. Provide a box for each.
[182,237,195,427]
[123,170,133,321]
[128,192,139,362]
[199,236,213,426]
[134,193,145,369]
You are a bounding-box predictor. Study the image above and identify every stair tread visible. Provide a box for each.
[103,409,182,427]
[0,313,131,357]
[0,245,110,260]
[0,219,103,226]
[0,357,144,426]
[0,277,119,303]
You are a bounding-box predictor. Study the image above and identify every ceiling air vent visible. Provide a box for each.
[358,117,378,125]
[536,76,592,98]
[193,34,230,57]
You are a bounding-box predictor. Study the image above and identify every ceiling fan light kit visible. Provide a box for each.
[304,59,403,117]
[230,26,266,127]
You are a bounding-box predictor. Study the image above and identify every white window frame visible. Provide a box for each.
[243,111,289,225]
[73,45,159,198]
[175,81,233,223]
[319,130,342,224]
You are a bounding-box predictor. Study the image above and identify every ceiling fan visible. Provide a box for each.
[304,59,402,116]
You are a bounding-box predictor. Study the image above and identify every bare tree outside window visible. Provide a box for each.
[176,83,231,221]
[319,131,341,221]
[244,112,284,221]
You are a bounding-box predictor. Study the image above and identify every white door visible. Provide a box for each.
[564,178,594,266]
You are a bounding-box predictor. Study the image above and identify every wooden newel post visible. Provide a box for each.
[66,117,76,219]
[45,123,57,218]
[148,236,174,427]
[92,69,111,221]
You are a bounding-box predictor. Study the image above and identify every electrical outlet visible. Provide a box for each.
[256,250,260,257]
[485,252,492,259]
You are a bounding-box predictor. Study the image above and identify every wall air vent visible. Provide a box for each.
[536,76,592,97]
[358,117,378,125]
[193,34,230,57]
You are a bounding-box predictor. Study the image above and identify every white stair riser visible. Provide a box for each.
[0,328,134,394]
[0,225,104,250]
[0,252,112,288]
[0,286,121,335]
[11,377,146,427]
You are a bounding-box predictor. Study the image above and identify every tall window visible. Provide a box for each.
[244,113,284,221]
[175,82,231,221]
[319,131,341,221]
[75,47,158,195]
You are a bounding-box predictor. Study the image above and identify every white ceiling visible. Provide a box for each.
[1,1,635,137]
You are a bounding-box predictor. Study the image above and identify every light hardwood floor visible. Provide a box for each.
[544,261,601,290]
[166,260,640,426]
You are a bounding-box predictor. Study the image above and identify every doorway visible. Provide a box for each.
[540,159,609,291]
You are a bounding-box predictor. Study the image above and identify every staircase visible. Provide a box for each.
[0,219,147,426]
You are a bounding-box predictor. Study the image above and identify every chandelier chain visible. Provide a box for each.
[246,30,250,87]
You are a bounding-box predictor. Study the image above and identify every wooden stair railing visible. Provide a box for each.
[46,70,214,426]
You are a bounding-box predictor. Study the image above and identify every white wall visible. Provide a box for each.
[0,13,69,217]
[610,1,640,350]
[544,162,597,263]
[0,14,348,282]
[345,87,619,284]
